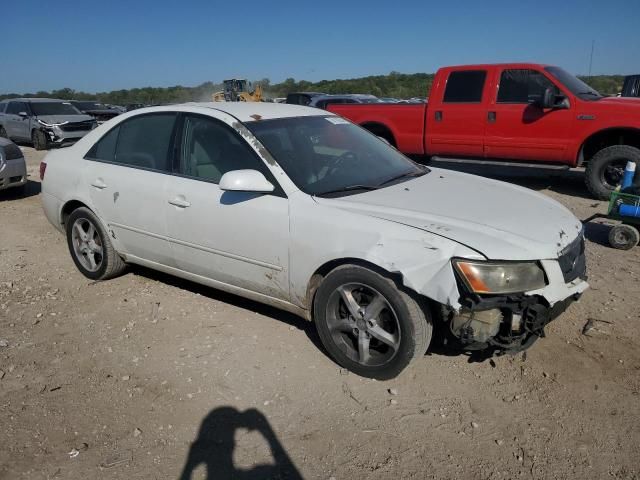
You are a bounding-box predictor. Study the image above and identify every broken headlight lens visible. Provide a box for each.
[453,260,546,294]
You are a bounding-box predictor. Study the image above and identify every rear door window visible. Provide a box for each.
[497,69,559,103]
[443,71,487,103]
[114,113,177,171]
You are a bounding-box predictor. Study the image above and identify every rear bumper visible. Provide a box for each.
[0,158,27,190]
[41,192,64,233]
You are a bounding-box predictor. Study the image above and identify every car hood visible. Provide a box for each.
[315,169,583,261]
[36,114,95,124]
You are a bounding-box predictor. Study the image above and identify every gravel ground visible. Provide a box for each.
[0,147,639,480]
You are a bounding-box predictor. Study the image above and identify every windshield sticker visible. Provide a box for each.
[326,117,350,125]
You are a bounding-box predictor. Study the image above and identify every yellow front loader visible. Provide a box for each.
[212,79,263,102]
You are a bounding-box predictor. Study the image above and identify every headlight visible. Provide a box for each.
[37,119,69,127]
[453,260,546,294]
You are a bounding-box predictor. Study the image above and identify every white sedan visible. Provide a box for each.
[40,103,588,378]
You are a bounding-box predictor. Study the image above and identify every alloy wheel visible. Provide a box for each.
[325,283,401,367]
[70,218,104,272]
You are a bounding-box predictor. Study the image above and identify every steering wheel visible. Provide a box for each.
[327,151,357,175]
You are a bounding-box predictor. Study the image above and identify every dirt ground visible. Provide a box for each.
[1,147,639,480]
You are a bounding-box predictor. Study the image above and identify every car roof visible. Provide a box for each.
[146,102,333,122]
[1,97,71,103]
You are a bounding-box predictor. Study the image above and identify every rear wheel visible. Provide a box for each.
[65,207,126,280]
[585,145,640,200]
[608,224,640,250]
[32,129,48,151]
[313,265,432,379]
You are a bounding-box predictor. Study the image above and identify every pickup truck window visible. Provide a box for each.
[497,69,559,104]
[443,70,486,103]
[545,66,602,101]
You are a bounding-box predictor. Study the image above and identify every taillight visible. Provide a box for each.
[39,161,47,181]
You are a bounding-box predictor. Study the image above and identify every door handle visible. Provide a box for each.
[435,111,443,122]
[488,111,497,123]
[91,179,107,189]
[168,197,191,208]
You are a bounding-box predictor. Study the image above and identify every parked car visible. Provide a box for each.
[69,101,121,123]
[125,103,146,112]
[308,94,382,110]
[0,138,27,192]
[285,92,326,106]
[0,98,97,150]
[40,102,587,379]
[328,63,640,200]
[621,75,640,98]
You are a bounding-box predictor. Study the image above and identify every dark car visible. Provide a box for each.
[69,101,121,123]
[285,92,326,106]
[621,75,640,97]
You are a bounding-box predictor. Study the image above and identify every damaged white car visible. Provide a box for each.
[40,103,588,379]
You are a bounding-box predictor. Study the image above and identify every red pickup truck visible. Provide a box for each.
[328,63,640,199]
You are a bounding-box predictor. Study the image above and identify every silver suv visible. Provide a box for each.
[0,98,97,150]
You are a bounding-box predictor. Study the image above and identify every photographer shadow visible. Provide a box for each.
[179,407,302,480]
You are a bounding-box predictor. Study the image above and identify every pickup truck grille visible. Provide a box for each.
[558,233,586,283]
[59,121,94,132]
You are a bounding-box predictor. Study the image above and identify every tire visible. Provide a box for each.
[32,129,48,151]
[585,145,640,200]
[65,207,126,280]
[313,264,432,379]
[608,224,640,250]
[0,126,7,139]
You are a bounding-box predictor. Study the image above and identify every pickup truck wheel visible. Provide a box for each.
[32,129,48,151]
[608,224,640,250]
[0,127,7,138]
[313,265,432,379]
[65,207,126,280]
[585,145,640,200]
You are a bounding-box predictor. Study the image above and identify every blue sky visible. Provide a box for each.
[4,0,639,94]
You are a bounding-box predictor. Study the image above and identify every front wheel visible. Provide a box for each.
[65,207,126,280]
[313,265,432,379]
[32,129,48,151]
[585,145,640,200]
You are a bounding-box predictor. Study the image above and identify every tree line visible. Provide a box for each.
[0,72,627,105]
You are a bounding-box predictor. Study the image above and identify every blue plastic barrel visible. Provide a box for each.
[619,204,640,218]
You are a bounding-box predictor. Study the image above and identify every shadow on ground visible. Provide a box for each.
[0,180,41,201]
[178,407,303,480]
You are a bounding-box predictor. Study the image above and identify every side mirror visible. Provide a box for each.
[532,88,569,109]
[18,111,28,117]
[219,169,274,193]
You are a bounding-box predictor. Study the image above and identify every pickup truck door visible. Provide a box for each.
[426,69,488,157]
[484,68,574,162]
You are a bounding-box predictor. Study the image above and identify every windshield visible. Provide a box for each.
[31,102,82,116]
[545,66,603,100]
[246,116,427,197]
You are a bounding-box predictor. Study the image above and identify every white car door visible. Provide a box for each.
[165,113,290,300]
[83,112,177,267]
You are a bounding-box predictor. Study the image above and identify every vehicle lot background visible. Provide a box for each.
[1,148,639,479]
